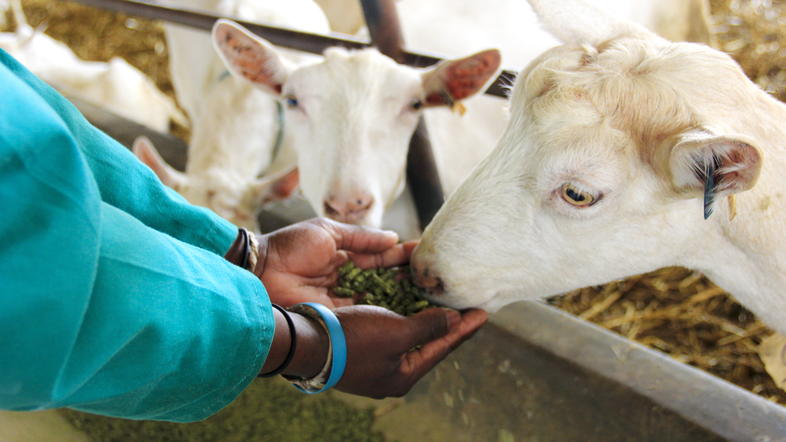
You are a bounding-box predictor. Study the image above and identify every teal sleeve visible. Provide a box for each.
[0,49,237,256]
[0,50,274,422]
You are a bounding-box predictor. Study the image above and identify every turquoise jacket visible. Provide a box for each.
[0,50,274,422]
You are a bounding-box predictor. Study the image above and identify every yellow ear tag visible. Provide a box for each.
[451,101,467,116]
[728,195,737,221]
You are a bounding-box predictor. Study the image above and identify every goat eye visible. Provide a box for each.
[285,96,299,108]
[560,183,597,207]
[411,99,423,111]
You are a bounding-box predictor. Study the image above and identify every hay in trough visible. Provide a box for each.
[7,0,786,409]
[549,269,784,404]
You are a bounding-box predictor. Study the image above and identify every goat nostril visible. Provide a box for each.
[414,268,443,294]
[323,194,374,222]
[323,200,341,217]
[433,277,445,294]
[354,196,374,213]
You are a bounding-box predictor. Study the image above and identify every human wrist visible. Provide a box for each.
[281,311,329,379]
[224,228,259,271]
[259,307,292,375]
[285,303,348,394]
[223,229,246,266]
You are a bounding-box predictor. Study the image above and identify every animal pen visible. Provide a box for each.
[1,0,786,440]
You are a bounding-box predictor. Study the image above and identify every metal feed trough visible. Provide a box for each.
[34,1,786,440]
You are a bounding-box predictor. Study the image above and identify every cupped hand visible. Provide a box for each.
[333,306,488,398]
[256,218,417,308]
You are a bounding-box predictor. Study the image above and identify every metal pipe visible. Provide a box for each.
[72,0,369,52]
[69,0,515,98]
[359,0,404,62]
[405,121,445,228]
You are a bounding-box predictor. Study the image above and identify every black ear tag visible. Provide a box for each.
[703,156,721,220]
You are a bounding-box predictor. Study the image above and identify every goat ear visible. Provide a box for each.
[421,49,501,107]
[212,19,290,96]
[526,0,653,46]
[251,167,300,204]
[667,129,762,198]
[133,136,187,190]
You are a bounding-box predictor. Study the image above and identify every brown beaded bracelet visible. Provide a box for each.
[245,229,259,272]
[259,304,297,378]
[225,228,260,273]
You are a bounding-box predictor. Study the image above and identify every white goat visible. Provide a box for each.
[410,0,786,347]
[136,0,329,229]
[214,21,501,231]
[0,0,185,132]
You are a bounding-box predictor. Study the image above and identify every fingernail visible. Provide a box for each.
[443,309,460,329]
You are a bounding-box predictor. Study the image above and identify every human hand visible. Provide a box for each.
[255,218,417,308]
[333,306,487,398]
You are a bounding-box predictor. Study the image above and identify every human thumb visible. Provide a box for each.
[405,308,461,348]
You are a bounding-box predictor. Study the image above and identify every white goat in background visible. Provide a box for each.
[0,0,185,132]
[135,0,329,229]
[139,0,501,234]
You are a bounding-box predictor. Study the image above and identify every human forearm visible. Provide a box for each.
[52,204,274,422]
[261,309,329,378]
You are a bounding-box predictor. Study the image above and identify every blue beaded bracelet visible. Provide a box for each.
[290,303,347,394]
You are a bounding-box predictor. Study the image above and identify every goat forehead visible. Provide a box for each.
[512,39,735,158]
[494,125,632,194]
[291,50,420,100]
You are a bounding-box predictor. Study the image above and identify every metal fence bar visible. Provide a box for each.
[69,0,515,98]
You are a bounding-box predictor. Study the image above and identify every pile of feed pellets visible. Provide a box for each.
[334,262,433,316]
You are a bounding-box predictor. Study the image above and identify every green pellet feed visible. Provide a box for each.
[334,262,434,316]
